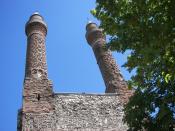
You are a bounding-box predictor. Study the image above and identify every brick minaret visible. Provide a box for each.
[86,22,132,103]
[25,12,48,79]
[22,12,54,113]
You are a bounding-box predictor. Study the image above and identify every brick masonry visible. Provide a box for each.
[18,13,132,131]
[22,13,54,114]
[85,23,132,104]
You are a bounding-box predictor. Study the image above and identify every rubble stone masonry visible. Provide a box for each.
[19,93,128,131]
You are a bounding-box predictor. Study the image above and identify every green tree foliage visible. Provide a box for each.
[91,0,175,130]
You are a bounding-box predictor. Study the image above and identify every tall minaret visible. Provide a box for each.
[86,22,132,103]
[22,12,54,113]
[25,12,48,79]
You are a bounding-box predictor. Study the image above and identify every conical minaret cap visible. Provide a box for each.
[25,12,47,36]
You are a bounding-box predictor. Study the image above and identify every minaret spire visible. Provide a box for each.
[22,12,54,113]
[85,22,132,103]
[25,12,48,79]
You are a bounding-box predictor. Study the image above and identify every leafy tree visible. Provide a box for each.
[91,0,175,130]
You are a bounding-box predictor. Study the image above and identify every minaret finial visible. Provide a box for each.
[33,11,40,15]
[86,17,92,24]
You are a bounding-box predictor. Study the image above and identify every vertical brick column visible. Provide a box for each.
[22,12,54,113]
[25,12,48,79]
[85,23,131,100]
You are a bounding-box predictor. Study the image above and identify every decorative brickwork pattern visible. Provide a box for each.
[86,23,133,104]
[22,13,54,114]
[25,33,48,78]
[25,13,48,79]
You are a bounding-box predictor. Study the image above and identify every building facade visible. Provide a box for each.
[17,13,132,131]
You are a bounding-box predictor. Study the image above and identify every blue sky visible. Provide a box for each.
[0,0,132,130]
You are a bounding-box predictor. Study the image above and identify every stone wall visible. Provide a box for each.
[20,93,128,131]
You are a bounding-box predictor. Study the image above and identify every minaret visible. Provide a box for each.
[22,12,54,113]
[25,12,48,79]
[86,22,132,103]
